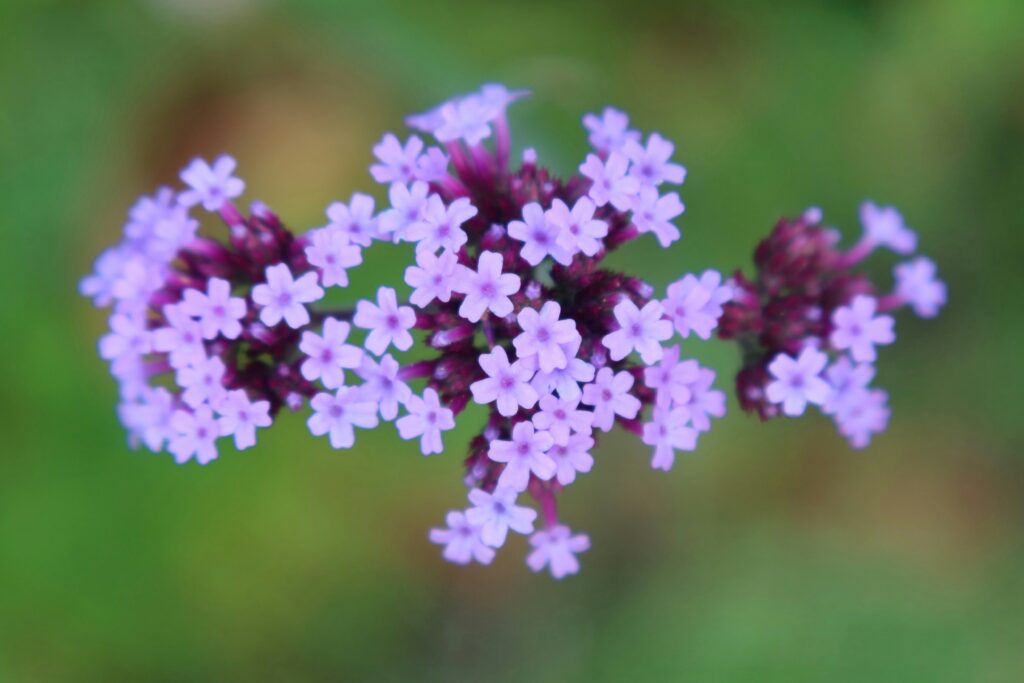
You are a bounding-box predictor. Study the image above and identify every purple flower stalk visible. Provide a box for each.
[719,204,946,447]
[82,84,945,578]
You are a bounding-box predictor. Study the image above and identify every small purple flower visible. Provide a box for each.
[152,304,206,369]
[548,432,595,486]
[178,155,245,211]
[180,277,247,340]
[465,487,537,548]
[452,251,521,322]
[325,193,378,247]
[168,406,220,465]
[305,228,363,288]
[530,337,597,402]
[860,201,917,254]
[582,367,642,432]
[405,249,458,308]
[354,286,416,355]
[251,263,324,329]
[370,133,424,185]
[548,197,607,257]
[630,186,684,247]
[624,132,686,186]
[469,346,538,417]
[602,299,672,365]
[415,147,450,182]
[643,406,697,471]
[678,365,726,432]
[405,195,476,254]
[99,311,152,374]
[830,295,895,363]
[299,317,363,389]
[175,355,227,409]
[582,107,640,154]
[894,257,947,318]
[119,388,175,452]
[765,347,832,417]
[429,511,495,565]
[526,525,590,580]
[396,388,455,455]
[822,356,876,416]
[643,345,700,408]
[435,97,496,146]
[662,274,722,339]
[834,388,890,449]
[580,152,641,211]
[356,353,412,420]
[508,202,572,266]
[307,387,380,449]
[379,181,431,241]
[513,302,580,374]
[531,393,594,444]
[216,389,272,451]
[488,421,556,491]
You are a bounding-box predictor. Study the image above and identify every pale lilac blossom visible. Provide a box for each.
[353,286,416,355]
[580,152,640,211]
[643,406,697,471]
[513,302,580,374]
[378,181,431,241]
[602,299,672,364]
[180,277,247,340]
[216,389,271,450]
[99,311,152,374]
[325,193,378,247]
[405,195,475,254]
[404,249,458,307]
[582,107,640,154]
[630,186,684,247]
[822,356,876,416]
[860,201,917,254]
[678,365,726,432]
[527,525,590,579]
[356,353,412,420]
[582,367,642,432]
[643,345,700,408]
[168,407,220,465]
[370,133,424,185]
[396,388,455,455]
[152,304,206,369]
[307,387,380,449]
[834,388,890,449]
[469,346,538,417]
[624,132,686,186]
[175,355,227,409]
[429,511,495,565]
[465,487,537,548]
[251,263,324,329]
[488,422,556,491]
[508,202,572,266]
[530,337,596,402]
[765,348,832,417]
[548,432,595,486]
[830,295,895,363]
[548,197,607,257]
[663,272,727,339]
[531,393,593,444]
[894,257,947,318]
[299,317,363,389]
[304,228,363,288]
[452,251,521,322]
[178,155,244,211]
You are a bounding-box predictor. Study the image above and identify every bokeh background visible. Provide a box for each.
[2,0,1023,680]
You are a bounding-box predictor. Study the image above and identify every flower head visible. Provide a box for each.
[765,347,831,417]
[582,367,642,432]
[488,421,556,491]
[179,155,244,211]
[830,295,895,363]
[624,132,686,186]
[452,251,521,322]
[299,318,363,389]
[217,390,272,450]
[602,299,672,364]
[396,388,455,455]
[580,152,640,211]
[354,287,416,355]
[307,387,379,449]
[180,277,247,340]
[465,487,537,548]
[470,346,538,417]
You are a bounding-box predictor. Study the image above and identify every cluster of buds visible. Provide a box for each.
[81,84,943,578]
[719,205,947,447]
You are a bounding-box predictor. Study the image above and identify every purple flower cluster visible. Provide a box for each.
[719,204,947,447]
[82,84,944,578]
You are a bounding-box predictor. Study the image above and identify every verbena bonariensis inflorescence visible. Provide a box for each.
[81,84,946,578]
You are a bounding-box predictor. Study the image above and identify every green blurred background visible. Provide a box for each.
[2,0,1023,680]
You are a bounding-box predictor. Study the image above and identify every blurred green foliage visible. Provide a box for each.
[1,0,1023,681]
